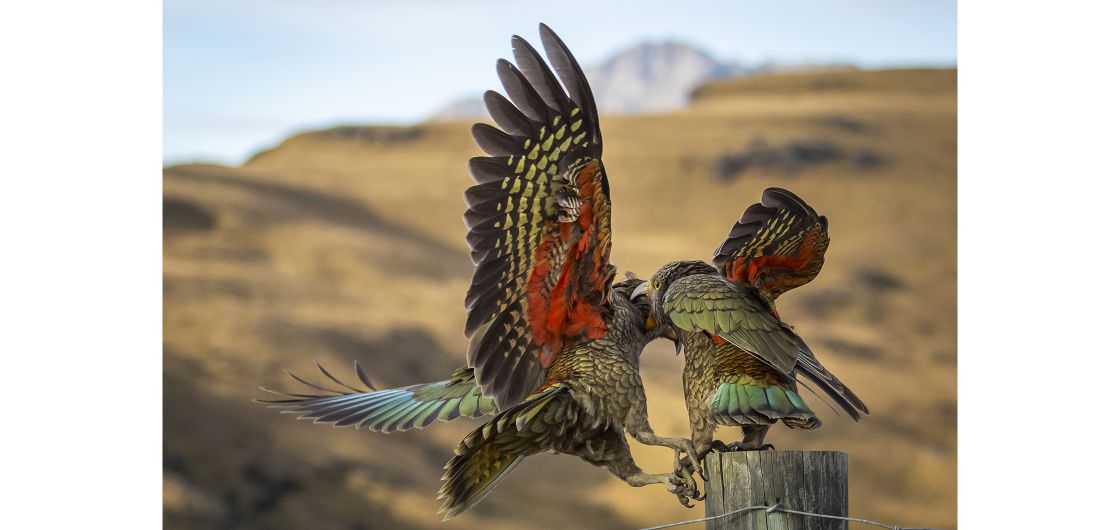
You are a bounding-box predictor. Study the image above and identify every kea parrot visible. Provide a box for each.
[259,23,703,519]
[636,187,870,464]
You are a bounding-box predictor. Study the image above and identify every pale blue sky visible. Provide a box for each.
[164,0,956,164]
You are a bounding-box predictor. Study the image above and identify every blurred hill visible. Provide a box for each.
[584,41,735,113]
[164,67,957,529]
[429,41,854,120]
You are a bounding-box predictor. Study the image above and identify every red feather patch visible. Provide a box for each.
[525,161,611,368]
[725,231,819,290]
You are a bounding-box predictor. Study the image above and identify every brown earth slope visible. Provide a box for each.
[164,67,956,529]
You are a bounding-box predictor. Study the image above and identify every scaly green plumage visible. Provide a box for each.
[664,273,800,374]
[438,279,701,517]
[645,187,868,456]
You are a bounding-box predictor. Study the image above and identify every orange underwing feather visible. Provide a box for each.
[527,160,612,368]
[713,188,829,300]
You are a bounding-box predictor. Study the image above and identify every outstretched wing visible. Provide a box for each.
[258,363,496,433]
[663,274,800,374]
[464,24,614,409]
[712,187,828,300]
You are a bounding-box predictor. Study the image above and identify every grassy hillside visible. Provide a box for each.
[164,67,957,529]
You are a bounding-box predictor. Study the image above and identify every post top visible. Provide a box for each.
[705,449,849,466]
[706,449,848,457]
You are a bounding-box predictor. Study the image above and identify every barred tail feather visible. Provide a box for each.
[710,382,818,428]
[438,385,569,519]
[438,448,525,520]
[257,363,496,433]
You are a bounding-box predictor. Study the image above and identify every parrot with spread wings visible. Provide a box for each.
[637,188,869,462]
[259,23,703,519]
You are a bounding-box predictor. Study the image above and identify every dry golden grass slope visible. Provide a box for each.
[164,68,956,530]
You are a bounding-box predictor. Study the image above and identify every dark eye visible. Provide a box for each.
[652,279,662,290]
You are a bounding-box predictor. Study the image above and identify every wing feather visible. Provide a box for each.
[463,26,613,410]
[471,123,523,156]
[538,23,601,158]
[258,364,496,432]
[496,59,550,123]
[664,274,799,374]
[713,187,829,299]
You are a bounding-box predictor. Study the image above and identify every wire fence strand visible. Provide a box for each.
[637,502,940,530]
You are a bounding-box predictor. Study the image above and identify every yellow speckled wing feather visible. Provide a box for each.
[463,25,614,410]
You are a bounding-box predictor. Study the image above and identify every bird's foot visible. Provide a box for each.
[657,437,705,482]
[669,452,699,499]
[661,470,702,508]
[634,429,707,483]
[710,440,737,452]
[711,441,775,452]
[675,451,713,487]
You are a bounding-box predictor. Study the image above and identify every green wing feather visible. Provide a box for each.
[259,364,496,433]
[664,274,800,374]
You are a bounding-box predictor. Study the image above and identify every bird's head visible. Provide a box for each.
[631,260,717,351]
[615,274,673,343]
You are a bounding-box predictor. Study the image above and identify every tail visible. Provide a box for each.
[257,362,496,433]
[794,338,870,421]
[438,385,570,519]
[711,381,819,428]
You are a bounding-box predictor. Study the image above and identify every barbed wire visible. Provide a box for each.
[637,502,940,530]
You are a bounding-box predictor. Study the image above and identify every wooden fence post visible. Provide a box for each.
[703,450,848,530]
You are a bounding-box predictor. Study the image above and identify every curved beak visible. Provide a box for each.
[630,281,650,301]
[660,325,682,355]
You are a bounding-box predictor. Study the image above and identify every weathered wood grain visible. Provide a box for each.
[704,450,848,530]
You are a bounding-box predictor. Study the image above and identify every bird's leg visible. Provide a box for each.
[632,430,705,483]
[602,451,700,507]
[578,428,700,505]
[710,425,774,452]
[741,424,774,451]
[625,400,706,481]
